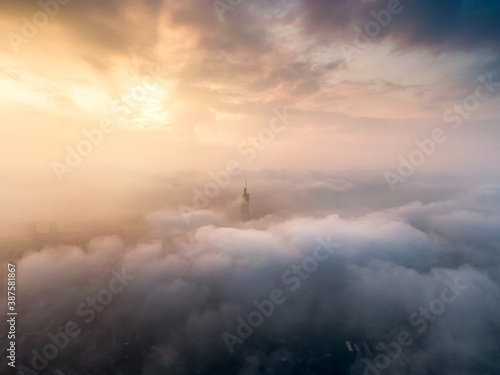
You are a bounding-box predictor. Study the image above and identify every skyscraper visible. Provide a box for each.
[242,180,250,220]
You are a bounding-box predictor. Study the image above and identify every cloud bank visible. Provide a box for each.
[1,183,499,374]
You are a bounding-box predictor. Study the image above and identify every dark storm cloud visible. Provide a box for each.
[299,0,500,53]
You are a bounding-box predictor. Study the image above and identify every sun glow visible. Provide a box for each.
[115,79,170,131]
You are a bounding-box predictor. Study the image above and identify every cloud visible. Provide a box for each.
[2,182,500,374]
[1,0,500,181]
[298,0,500,54]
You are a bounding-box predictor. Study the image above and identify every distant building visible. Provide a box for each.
[242,180,250,220]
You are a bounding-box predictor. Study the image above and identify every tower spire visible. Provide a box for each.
[242,179,250,220]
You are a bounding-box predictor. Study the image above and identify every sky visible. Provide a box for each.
[1,0,500,175]
[1,0,500,226]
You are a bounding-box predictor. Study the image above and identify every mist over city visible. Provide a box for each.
[1,0,500,374]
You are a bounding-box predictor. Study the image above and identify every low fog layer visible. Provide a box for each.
[1,168,497,227]
[1,182,499,374]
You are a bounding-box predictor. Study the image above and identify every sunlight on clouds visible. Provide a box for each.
[0,0,498,176]
[72,85,110,112]
[113,81,171,131]
[0,76,47,107]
